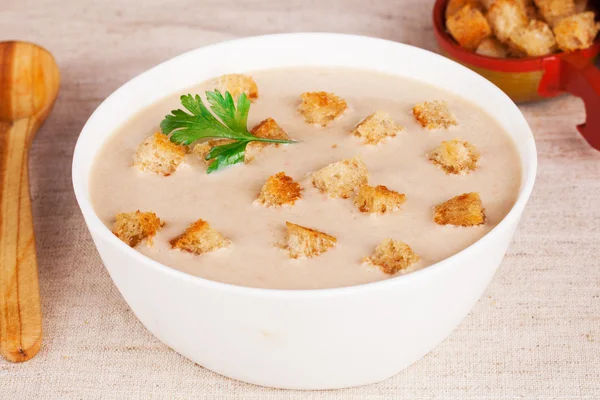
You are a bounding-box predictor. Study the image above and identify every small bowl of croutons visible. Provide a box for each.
[434,0,600,150]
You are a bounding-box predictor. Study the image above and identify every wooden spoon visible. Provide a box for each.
[0,41,60,362]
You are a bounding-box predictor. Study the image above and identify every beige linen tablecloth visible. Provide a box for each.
[1,0,599,398]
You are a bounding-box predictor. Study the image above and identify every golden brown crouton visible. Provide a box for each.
[298,92,348,127]
[284,222,337,258]
[434,193,486,226]
[524,4,541,20]
[250,117,290,141]
[575,0,589,13]
[352,111,404,145]
[412,101,458,130]
[534,0,575,26]
[487,0,529,43]
[480,0,496,8]
[428,139,480,174]
[509,20,557,56]
[517,0,534,6]
[447,4,493,50]
[363,239,420,275]
[256,172,302,208]
[216,74,258,102]
[170,219,230,255]
[553,12,600,51]
[476,37,510,57]
[245,118,291,162]
[112,211,164,247]
[134,133,186,176]
[312,157,369,199]
[446,0,484,18]
[355,185,406,214]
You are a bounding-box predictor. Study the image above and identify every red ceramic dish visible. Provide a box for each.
[433,0,600,151]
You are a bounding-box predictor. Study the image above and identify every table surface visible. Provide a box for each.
[1,0,599,398]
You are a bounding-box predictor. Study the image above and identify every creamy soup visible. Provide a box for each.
[90,67,521,290]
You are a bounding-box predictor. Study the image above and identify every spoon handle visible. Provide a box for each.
[0,119,42,362]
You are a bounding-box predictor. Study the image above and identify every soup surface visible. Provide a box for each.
[90,67,521,289]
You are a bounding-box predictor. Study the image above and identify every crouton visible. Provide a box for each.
[256,172,302,207]
[112,211,164,247]
[575,0,589,13]
[250,117,290,141]
[133,133,186,176]
[434,192,486,226]
[534,0,575,26]
[487,0,529,43]
[509,20,557,56]
[524,5,542,20]
[517,0,534,6]
[245,118,291,162]
[553,12,600,51]
[447,4,493,50]
[446,0,484,18]
[363,239,420,275]
[428,139,480,174]
[480,0,496,8]
[351,111,404,145]
[284,222,337,258]
[355,185,406,214]
[170,219,230,255]
[298,92,348,127]
[216,74,258,102]
[412,100,458,130]
[191,139,236,166]
[476,37,510,57]
[312,157,369,199]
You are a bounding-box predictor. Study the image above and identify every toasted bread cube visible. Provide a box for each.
[250,117,290,141]
[509,20,557,56]
[447,5,493,50]
[352,111,404,145]
[481,0,534,10]
[524,4,542,20]
[284,222,337,258]
[428,139,480,174]
[575,0,589,13]
[298,92,348,127]
[170,219,230,255]
[517,0,534,6]
[534,0,575,26]
[363,239,420,275]
[312,157,369,199]
[191,139,236,166]
[245,118,291,162]
[434,193,486,226]
[487,0,529,43]
[446,0,484,18]
[553,12,600,51]
[112,211,164,247]
[476,37,510,57]
[256,172,303,207]
[355,185,406,214]
[216,74,258,102]
[134,133,186,176]
[412,100,458,130]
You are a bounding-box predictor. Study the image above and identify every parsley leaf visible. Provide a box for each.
[160,90,295,173]
[206,141,249,174]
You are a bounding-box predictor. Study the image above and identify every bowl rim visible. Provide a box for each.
[72,32,538,297]
[433,0,600,73]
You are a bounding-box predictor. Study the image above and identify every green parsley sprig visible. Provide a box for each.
[160,90,295,173]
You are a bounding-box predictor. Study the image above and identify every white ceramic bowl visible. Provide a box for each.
[72,33,537,390]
